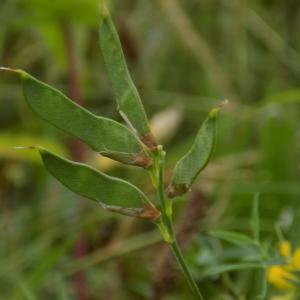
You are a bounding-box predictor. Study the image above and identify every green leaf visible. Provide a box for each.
[99,4,157,148]
[35,147,160,220]
[0,67,152,168]
[202,263,261,278]
[167,102,225,197]
[256,268,268,300]
[209,230,256,246]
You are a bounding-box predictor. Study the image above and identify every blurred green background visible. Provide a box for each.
[0,0,300,299]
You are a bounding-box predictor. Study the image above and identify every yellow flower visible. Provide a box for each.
[267,241,300,300]
[291,248,300,269]
[267,266,296,289]
[280,241,292,258]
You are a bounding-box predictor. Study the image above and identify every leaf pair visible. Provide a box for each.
[1,2,224,219]
[99,2,224,202]
[0,3,158,220]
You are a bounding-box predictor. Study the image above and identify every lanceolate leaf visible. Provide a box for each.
[36,147,160,220]
[0,67,152,168]
[99,4,157,148]
[209,230,256,246]
[202,263,261,278]
[167,103,225,197]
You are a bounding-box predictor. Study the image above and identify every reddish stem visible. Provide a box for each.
[63,23,88,300]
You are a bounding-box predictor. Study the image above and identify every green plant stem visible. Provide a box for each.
[170,240,204,300]
[155,146,204,300]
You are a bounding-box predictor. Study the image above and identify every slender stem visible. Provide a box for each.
[63,23,88,300]
[154,146,204,299]
[171,240,204,300]
[157,149,174,240]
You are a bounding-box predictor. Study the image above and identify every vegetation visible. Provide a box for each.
[0,0,300,299]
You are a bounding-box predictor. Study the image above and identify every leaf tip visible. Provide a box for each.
[133,153,153,169]
[0,67,24,76]
[141,132,158,150]
[222,99,229,106]
[138,203,161,221]
[100,0,110,18]
[166,183,190,198]
[209,99,228,118]
[14,146,38,150]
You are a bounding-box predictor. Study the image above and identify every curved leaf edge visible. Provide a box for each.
[1,67,153,168]
[16,146,160,221]
[167,101,227,198]
[99,6,158,149]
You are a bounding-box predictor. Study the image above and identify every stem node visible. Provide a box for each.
[153,144,204,299]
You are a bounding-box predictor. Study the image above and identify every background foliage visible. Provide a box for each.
[0,0,300,299]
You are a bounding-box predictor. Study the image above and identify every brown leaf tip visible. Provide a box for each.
[141,132,158,150]
[134,153,153,169]
[166,183,190,198]
[138,204,161,222]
